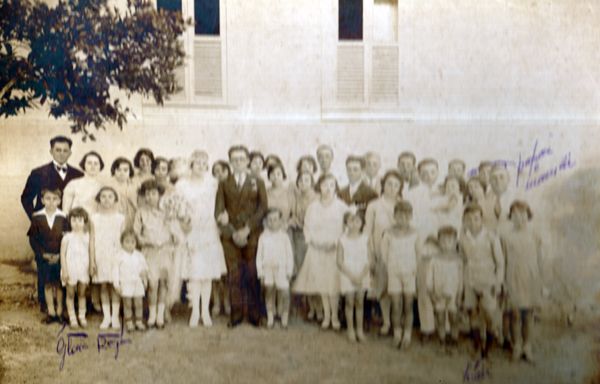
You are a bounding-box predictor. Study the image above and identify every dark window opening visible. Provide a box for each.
[195,0,220,36]
[339,0,362,40]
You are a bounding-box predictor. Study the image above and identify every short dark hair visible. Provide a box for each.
[508,200,533,220]
[463,203,483,218]
[249,151,265,168]
[111,157,134,178]
[120,229,138,246]
[228,145,250,159]
[133,148,155,169]
[438,225,458,240]
[345,155,365,169]
[343,210,365,229]
[79,151,104,171]
[267,163,287,181]
[152,157,169,174]
[296,171,315,187]
[41,188,62,199]
[478,161,493,171]
[296,155,318,175]
[266,207,283,218]
[139,179,165,196]
[398,151,416,165]
[417,158,438,173]
[95,186,119,203]
[265,154,282,169]
[380,170,403,196]
[315,173,338,194]
[67,207,90,227]
[449,158,466,170]
[212,160,231,177]
[394,200,413,215]
[49,135,73,148]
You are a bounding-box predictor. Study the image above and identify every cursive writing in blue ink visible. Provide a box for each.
[463,359,490,382]
[97,327,132,360]
[56,323,89,371]
[524,151,575,190]
[516,140,554,187]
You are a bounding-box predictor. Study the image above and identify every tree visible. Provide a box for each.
[0,0,189,139]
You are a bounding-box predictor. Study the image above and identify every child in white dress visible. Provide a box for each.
[501,200,543,362]
[381,201,422,349]
[434,175,464,230]
[60,207,91,328]
[113,230,148,332]
[257,208,295,328]
[426,226,463,350]
[336,210,370,342]
[91,186,126,329]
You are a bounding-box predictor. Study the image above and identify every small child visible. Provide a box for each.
[91,186,126,329]
[501,200,543,362]
[60,207,91,328]
[426,226,463,350]
[381,201,422,349]
[460,203,505,359]
[133,180,177,329]
[448,158,466,181]
[113,230,149,332]
[28,188,68,324]
[336,210,370,342]
[256,208,294,328]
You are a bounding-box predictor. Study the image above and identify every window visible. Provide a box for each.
[324,0,400,110]
[155,0,227,105]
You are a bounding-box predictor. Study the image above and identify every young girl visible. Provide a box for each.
[153,157,172,193]
[110,157,138,227]
[501,200,543,362]
[267,163,295,229]
[434,175,464,230]
[257,208,295,328]
[465,176,497,230]
[60,207,91,328]
[426,226,463,350]
[293,173,346,330]
[113,230,148,332]
[381,201,422,349]
[212,160,231,183]
[249,151,266,179]
[336,210,370,342]
[92,186,126,329]
[133,180,179,329]
[28,188,68,324]
[290,171,319,320]
[132,148,155,187]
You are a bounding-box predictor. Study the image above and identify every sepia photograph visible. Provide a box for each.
[0,0,599,382]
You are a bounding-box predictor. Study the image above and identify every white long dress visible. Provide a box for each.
[176,176,227,280]
[91,212,125,283]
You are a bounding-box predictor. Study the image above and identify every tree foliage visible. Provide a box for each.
[0,0,189,139]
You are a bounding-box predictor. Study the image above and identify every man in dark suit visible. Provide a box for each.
[21,135,83,311]
[215,145,268,327]
[338,155,378,217]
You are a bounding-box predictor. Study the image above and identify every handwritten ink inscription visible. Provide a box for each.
[56,323,132,371]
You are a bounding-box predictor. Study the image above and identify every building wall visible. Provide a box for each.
[2,0,599,307]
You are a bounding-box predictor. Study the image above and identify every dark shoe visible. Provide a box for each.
[227,319,242,328]
[249,317,261,328]
[41,315,55,324]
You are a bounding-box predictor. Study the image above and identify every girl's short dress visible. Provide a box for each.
[61,232,90,286]
[116,249,148,298]
[92,212,125,284]
[338,234,371,294]
[502,228,543,309]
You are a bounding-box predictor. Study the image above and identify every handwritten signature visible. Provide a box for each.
[463,359,490,382]
[56,323,132,371]
[516,139,575,190]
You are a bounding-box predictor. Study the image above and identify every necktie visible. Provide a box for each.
[56,165,67,173]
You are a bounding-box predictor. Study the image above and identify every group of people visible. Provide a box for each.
[21,135,544,362]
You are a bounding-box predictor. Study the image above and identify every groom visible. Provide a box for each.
[21,135,83,311]
[215,145,268,327]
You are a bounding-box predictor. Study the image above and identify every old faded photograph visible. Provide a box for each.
[0,0,599,382]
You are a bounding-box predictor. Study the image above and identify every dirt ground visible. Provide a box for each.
[0,261,598,384]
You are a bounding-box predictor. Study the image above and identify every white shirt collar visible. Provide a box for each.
[348,180,361,197]
[33,208,66,228]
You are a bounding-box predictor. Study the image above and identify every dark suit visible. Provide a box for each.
[338,181,378,218]
[21,162,84,219]
[21,162,83,309]
[28,212,68,285]
[215,172,268,325]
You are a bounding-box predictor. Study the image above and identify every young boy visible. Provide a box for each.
[28,188,68,323]
[459,203,505,358]
[427,226,463,350]
[256,208,294,328]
